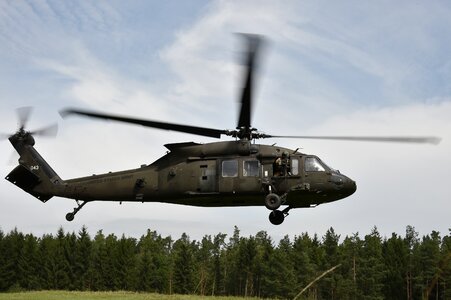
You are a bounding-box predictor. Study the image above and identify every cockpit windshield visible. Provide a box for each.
[319,158,337,173]
[305,156,339,173]
[305,157,326,172]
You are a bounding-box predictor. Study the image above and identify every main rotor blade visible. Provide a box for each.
[237,34,263,130]
[16,106,33,130]
[263,135,441,145]
[30,123,58,137]
[61,108,228,139]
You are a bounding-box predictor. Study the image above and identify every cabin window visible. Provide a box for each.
[305,157,325,172]
[291,158,299,175]
[243,160,259,177]
[222,160,238,177]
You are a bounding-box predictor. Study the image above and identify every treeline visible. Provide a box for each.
[0,226,450,299]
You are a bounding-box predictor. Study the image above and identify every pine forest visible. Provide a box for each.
[0,225,450,299]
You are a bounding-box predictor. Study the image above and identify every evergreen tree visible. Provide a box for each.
[1,228,25,290]
[253,230,274,298]
[38,234,57,289]
[54,227,71,289]
[0,224,449,298]
[150,234,172,293]
[382,233,408,300]
[88,230,108,291]
[66,232,79,289]
[441,229,451,299]
[18,234,41,290]
[137,248,153,291]
[308,233,324,299]
[0,229,7,291]
[239,235,258,297]
[172,233,194,294]
[136,229,172,293]
[74,225,92,290]
[115,234,138,290]
[319,227,341,299]
[358,226,385,300]
[104,233,119,290]
[292,232,316,294]
[211,233,226,295]
[405,225,419,300]
[415,231,441,299]
[337,233,361,299]
[193,235,214,295]
[269,235,296,299]
[224,226,242,295]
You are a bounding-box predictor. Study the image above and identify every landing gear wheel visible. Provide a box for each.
[265,193,281,210]
[269,210,285,225]
[65,200,88,222]
[66,213,75,222]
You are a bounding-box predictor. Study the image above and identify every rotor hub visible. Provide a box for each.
[9,130,35,146]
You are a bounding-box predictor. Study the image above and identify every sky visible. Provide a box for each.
[1,0,450,242]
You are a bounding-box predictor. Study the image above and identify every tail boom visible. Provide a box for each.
[6,132,62,202]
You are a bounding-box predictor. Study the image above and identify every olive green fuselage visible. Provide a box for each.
[51,140,356,208]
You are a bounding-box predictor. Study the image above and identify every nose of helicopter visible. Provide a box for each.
[330,173,357,196]
[344,177,357,196]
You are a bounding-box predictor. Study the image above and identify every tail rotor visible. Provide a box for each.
[1,107,58,141]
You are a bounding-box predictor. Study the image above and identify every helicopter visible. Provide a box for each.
[3,35,441,225]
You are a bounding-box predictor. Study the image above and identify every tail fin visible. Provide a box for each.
[5,132,63,202]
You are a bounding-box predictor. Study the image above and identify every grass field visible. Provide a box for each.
[0,291,264,300]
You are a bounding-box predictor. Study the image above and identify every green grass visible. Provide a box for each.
[0,291,263,300]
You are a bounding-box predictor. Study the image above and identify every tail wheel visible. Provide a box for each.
[65,200,88,222]
[265,193,281,210]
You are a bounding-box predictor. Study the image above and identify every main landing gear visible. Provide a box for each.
[265,193,291,225]
[65,200,88,222]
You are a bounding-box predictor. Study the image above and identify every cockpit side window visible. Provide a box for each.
[243,160,260,177]
[305,157,325,172]
[222,160,238,177]
[291,158,299,175]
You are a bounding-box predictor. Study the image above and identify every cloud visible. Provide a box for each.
[158,1,451,135]
[158,1,304,127]
[281,100,451,237]
[1,1,451,241]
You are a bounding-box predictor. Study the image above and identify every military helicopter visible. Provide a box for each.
[4,35,440,225]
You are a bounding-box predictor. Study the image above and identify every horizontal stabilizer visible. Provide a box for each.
[5,165,53,202]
